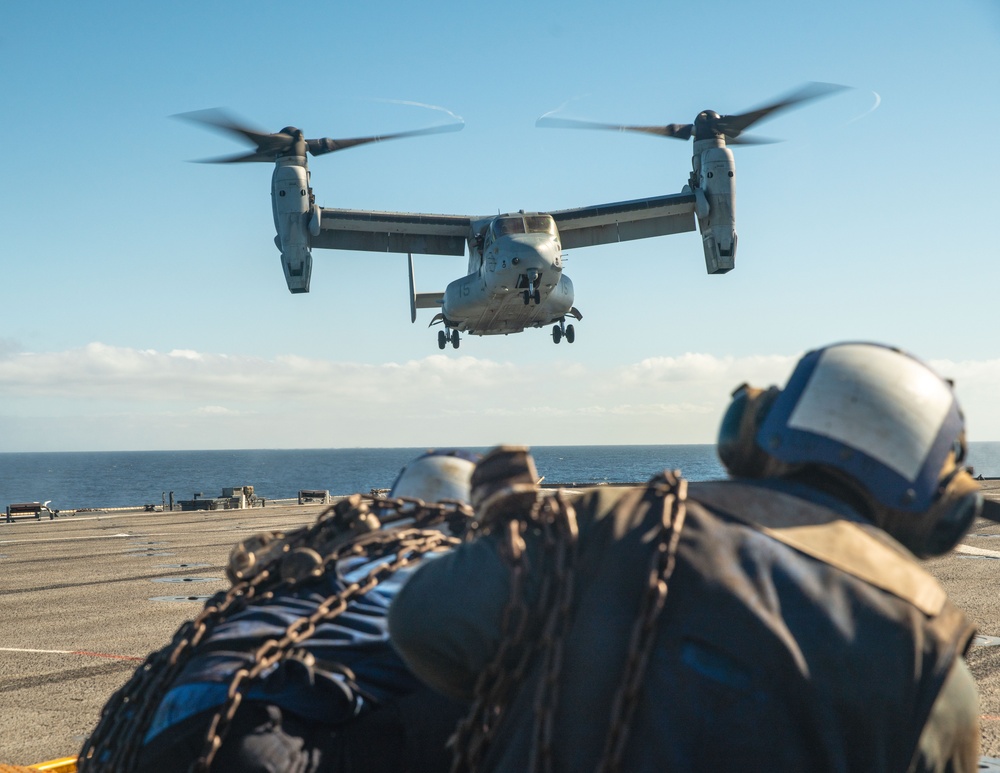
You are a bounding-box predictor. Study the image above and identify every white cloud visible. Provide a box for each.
[195,405,241,416]
[168,349,206,361]
[1,344,998,451]
[617,353,796,387]
[926,358,1000,441]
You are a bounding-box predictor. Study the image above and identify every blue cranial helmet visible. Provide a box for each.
[757,342,964,512]
[718,342,981,556]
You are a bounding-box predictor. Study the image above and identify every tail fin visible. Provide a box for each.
[408,254,444,322]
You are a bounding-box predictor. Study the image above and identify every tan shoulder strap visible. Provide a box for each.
[689,481,948,616]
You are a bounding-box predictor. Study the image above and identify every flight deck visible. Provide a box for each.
[2,490,1000,765]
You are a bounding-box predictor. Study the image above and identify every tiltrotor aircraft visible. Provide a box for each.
[183,84,843,348]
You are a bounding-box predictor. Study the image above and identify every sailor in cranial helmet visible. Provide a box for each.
[386,448,482,511]
[90,449,479,773]
[717,341,982,559]
[390,343,982,773]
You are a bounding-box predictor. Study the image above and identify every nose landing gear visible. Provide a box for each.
[438,328,460,350]
[551,318,575,344]
[522,270,542,305]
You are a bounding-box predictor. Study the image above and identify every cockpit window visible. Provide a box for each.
[525,215,556,235]
[491,214,557,238]
[493,216,526,237]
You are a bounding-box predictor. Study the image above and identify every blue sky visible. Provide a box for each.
[2,1,1000,452]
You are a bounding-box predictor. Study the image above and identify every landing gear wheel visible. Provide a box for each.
[438,330,447,350]
[533,289,541,304]
[565,324,575,344]
[451,330,460,349]
[523,290,530,305]
[552,324,562,344]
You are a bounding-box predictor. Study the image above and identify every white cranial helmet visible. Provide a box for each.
[388,449,479,504]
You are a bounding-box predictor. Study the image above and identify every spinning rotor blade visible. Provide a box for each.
[196,149,286,164]
[536,116,694,141]
[307,123,463,156]
[712,82,848,140]
[537,82,847,145]
[725,134,780,146]
[176,108,464,163]
[175,110,298,162]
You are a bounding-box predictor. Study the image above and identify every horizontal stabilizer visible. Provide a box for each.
[415,292,444,309]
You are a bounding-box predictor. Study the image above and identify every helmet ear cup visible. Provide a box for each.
[873,466,982,558]
[718,385,783,479]
[918,467,982,557]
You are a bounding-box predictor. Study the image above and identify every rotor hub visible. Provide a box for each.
[693,111,723,141]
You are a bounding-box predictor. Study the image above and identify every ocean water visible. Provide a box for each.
[0,445,725,510]
[2,443,999,511]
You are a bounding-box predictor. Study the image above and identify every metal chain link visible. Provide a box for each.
[448,517,529,773]
[527,490,579,773]
[77,495,472,773]
[449,490,579,773]
[191,527,458,773]
[595,471,687,773]
[450,473,687,773]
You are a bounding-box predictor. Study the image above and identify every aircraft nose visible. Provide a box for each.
[511,252,541,270]
[512,242,556,269]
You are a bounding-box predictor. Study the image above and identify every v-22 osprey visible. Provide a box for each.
[183,84,843,348]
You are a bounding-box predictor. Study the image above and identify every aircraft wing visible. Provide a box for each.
[550,191,696,250]
[313,208,472,256]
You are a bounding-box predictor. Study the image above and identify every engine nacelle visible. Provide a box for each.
[271,157,313,293]
[694,142,737,274]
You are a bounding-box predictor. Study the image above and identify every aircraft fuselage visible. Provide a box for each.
[442,213,575,335]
